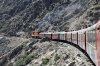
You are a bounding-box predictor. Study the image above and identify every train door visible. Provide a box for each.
[96,21,100,66]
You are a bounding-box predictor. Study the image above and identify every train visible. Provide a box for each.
[32,20,100,66]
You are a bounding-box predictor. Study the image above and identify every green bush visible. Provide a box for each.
[21,53,27,58]
[25,54,34,64]
[88,12,93,16]
[14,58,24,66]
[42,58,49,65]
[54,54,60,61]
[95,6,100,10]
[20,42,27,48]
[14,54,34,66]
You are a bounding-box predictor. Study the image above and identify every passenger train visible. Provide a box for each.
[32,20,100,66]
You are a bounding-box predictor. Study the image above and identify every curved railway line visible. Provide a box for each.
[32,20,100,66]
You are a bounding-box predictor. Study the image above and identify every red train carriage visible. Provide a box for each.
[39,32,52,39]
[52,32,59,40]
[44,33,52,39]
[96,21,100,66]
[39,33,45,38]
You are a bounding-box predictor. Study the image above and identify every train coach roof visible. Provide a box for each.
[67,24,96,34]
[40,32,52,34]
[52,32,60,34]
[86,24,96,31]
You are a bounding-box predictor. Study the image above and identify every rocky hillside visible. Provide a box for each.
[0,0,99,36]
[0,0,100,66]
[69,0,100,30]
[0,38,95,66]
[0,0,71,36]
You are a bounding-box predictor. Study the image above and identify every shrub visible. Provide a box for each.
[14,58,24,66]
[88,12,93,16]
[21,53,27,58]
[20,42,27,48]
[95,6,100,10]
[54,54,60,61]
[25,54,34,64]
[42,58,49,65]
[14,54,34,66]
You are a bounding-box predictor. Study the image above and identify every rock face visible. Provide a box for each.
[0,38,95,66]
[0,37,11,56]
[0,45,23,66]
[0,0,70,36]
[0,0,99,36]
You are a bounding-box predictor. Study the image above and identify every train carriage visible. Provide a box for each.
[78,31,85,50]
[44,33,52,39]
[85,29,96,64]
[71,31,78,44]
[39,33,45,38]
[59,32,65,40]
[66,32,72,43]
[96,21,100,66]
[52,32,59,40]
[86,33,96,65]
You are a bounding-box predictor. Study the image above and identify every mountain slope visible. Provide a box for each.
[0,0,99,36]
